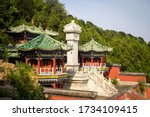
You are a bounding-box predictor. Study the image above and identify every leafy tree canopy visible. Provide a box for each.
[0,0,150,82]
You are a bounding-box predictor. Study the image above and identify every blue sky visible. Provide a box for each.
[59,0,150,42]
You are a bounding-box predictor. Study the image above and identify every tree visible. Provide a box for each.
[3,48,9,62]
[7,62,45,99]
[0,0,150,83]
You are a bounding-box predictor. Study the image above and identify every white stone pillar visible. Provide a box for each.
[63,20,82,73]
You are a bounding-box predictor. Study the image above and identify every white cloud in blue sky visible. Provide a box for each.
[59,0,150,42]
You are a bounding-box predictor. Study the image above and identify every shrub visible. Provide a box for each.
[7,62,45,99]
[3,48,9,62]
[139,81,145,94]
[111,78,118,85]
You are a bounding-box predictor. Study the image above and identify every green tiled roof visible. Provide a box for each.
[18,34,71,52]
[79,39,113,52]
[9,24,58,36]
[0,44,19,58]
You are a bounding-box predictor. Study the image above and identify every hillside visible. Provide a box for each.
[0,0,150,82]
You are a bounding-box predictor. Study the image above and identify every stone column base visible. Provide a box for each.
[65,64,79,74]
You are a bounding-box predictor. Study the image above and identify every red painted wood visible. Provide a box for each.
[146,87,150,99]
[82,56,84,67]
[108,67,120,79]
[62,56,64,73]
[53,54,56,74]
[37,56,40,74]
[118,75,146,82]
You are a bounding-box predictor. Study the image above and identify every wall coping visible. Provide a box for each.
[146,83,150,87]
[119,72,146,76]
[109,64,121,67]
[43,88,98,99]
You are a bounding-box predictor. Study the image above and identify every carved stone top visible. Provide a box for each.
[63,20,82,33]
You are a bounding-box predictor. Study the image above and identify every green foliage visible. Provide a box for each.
[0,67,4,72]
[0,0,150,83]
[7,62,45,99]
[111,78,118,85]
[3,48,9,62]
[146,73,150,83]
[139,81,145,94]
[0,88,9,97]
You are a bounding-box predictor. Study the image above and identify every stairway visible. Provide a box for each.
[68,70,118,97]
[88,71,118,96]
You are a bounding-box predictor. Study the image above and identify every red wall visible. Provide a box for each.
[108,67,120,79]
[108,66,146,83]
[146,87,150,99]
[118,75,146,82]
[50,95,91,100]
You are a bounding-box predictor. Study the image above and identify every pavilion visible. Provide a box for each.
[5,24,58,45]
[18,34,71,88]
[79,39,112,74]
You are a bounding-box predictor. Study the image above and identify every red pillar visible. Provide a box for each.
[25,57,28,64]
[62,81,64,89]
[62,55,64,73]
[82,56,84,67]
[101,57,103,67]
[91,57,93,66]
[49,60,52,72]
[38,56,40,74]
[53,82,57,88]
[53,54,56,74]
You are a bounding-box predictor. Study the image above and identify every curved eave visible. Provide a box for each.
[8,53,19,58]
[5,30,58,36]
[79,50,112,53]
[18,34,71,52]
[18,46,72,52]
[79,39,113,53]
[79,48,113,52]
[6,27,58,36]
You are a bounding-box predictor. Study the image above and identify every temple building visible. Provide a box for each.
[18,34,71,88]
[1,21,150,100]
[5,24,58,45]
[79,38,112,67]
[1,24,58,62]
[79,38,112,76]
[0,43,19,63]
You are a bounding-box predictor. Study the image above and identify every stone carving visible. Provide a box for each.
[63,20,82,34]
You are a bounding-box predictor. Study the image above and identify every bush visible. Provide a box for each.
[3,48,9,62]
[7,62,45,99]
[0,67,4,72]
[139,81,145,94]
[146,73,150,83]
[0,88,9,97]
[111,78,118,85]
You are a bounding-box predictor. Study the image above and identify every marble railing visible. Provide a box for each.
[88,71,118,95]
[33,67,63,75]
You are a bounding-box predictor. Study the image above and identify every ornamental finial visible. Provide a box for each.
[71,20,75,24]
